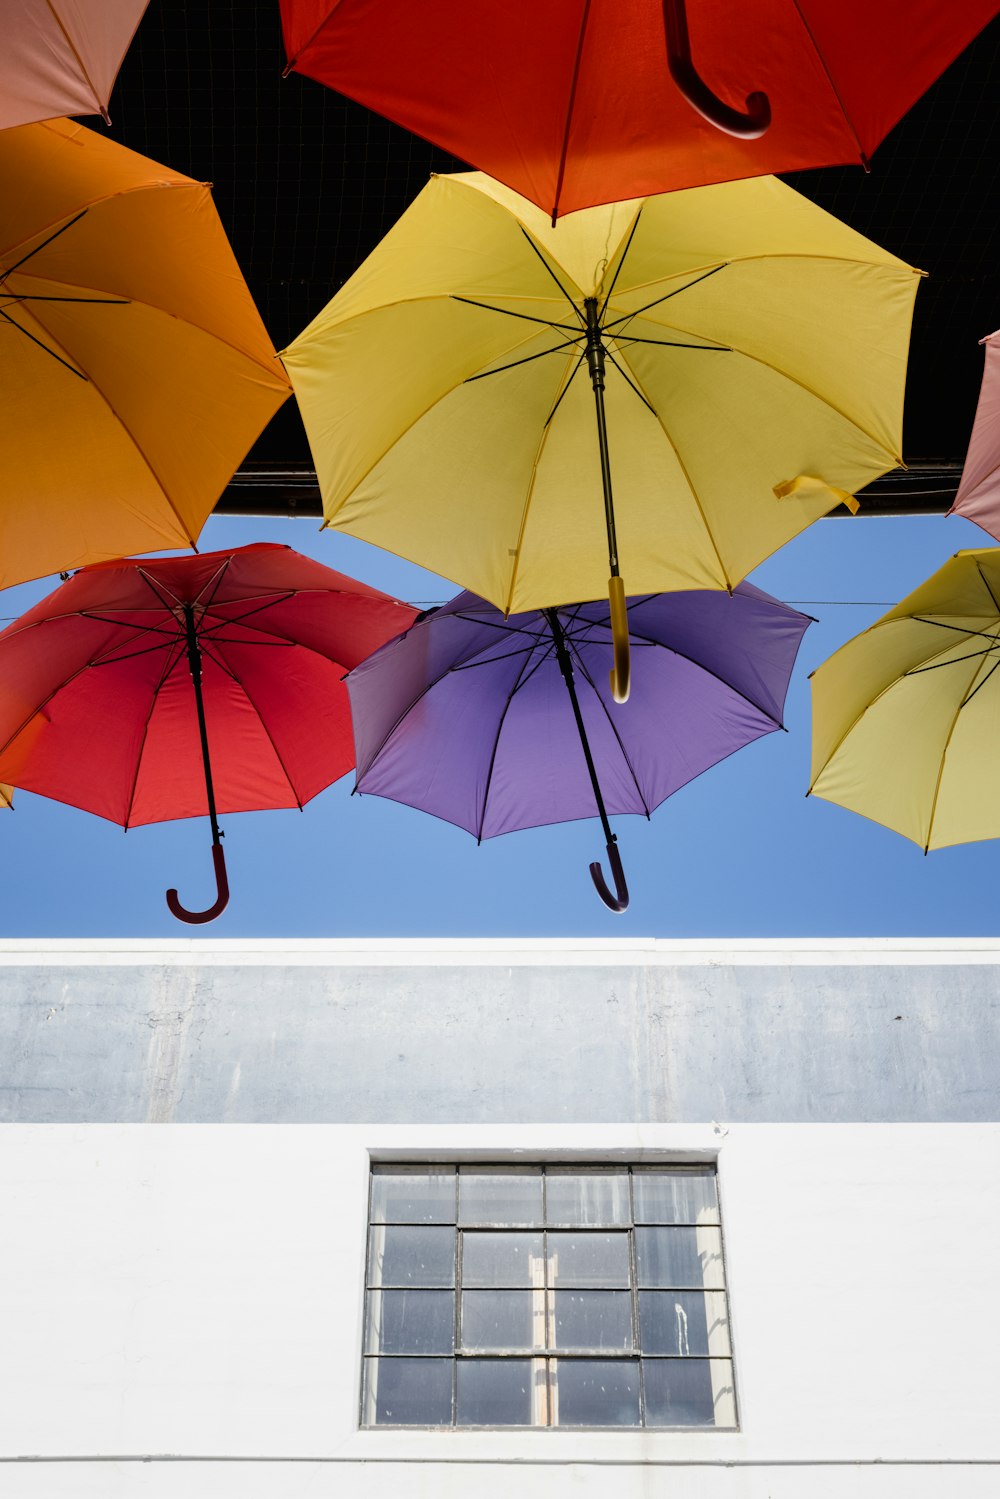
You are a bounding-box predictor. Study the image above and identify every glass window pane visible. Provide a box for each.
[639,1291,730,1356]
[551,1291,633,1351]
[456,1359,540,1426]
[545,1170,629,1226]
[462,1232,545,1287]
[371,1168,456,1224]
[365,1290,455,1355]
[547,1231,630,1287]
[461,1290,543,1350]
[368,1224,455,1288]
[363,1357,453,1426]
[635,1226,725,1288]
[552,1358,640,1426]
[643,1358,736,1427]
[459,1169,544,1226]
[633,1170,719,1225]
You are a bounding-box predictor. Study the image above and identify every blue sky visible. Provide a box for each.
[0,506,994,938]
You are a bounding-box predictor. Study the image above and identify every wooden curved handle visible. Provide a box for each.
[608,575,631,704]
[663,0,771,139]
[590,839,630,913]
[166,842,230,925]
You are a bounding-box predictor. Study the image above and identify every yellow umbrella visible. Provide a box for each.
[810,548,1000,851]
[282,171,920,701]
[0,118,291,589]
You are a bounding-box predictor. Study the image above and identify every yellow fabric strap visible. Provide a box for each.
[773,474,860,515]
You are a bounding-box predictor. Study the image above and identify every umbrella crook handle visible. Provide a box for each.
[662,0,771,138]
[166,843,230,925]
[608,576,631,704]
[590,838,630,914]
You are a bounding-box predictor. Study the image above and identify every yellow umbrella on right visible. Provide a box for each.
[810,548,1000,852]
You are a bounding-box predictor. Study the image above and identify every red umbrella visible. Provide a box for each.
[0,544,418,923]
[279,0,998,220]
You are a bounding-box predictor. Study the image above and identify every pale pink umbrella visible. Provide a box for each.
[1,0,148,129]
[950,330,1000,538]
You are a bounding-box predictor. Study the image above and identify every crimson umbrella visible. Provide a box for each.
[279,0,998,220]
[0,545,417,923]
[346,585,810,912]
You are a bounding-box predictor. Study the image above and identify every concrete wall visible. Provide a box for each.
[0,939,997,1123]
[0,941,997,1494]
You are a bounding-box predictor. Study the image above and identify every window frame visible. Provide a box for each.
[360,1159,739,1432]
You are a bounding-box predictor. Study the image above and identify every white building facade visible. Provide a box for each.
[0,938,997,1496]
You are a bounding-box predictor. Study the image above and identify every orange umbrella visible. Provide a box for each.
[0,119,291,589]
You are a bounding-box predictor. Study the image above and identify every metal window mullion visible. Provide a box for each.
[453,1224,463,1426]
[627,1166,647,1428]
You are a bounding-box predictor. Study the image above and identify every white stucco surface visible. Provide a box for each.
[0,1121,997,1494]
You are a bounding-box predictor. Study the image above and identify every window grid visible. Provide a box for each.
[362,1163,737,1429]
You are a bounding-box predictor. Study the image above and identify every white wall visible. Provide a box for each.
[0,1122,997,1496]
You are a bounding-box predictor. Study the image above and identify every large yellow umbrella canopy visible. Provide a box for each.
[0,119,291,589]
[283,171,920,624]
[811,548,1000,851]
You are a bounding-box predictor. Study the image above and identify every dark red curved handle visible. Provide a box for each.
[590,838,629,914]
[663,0,771,139]
[166,842,230,925]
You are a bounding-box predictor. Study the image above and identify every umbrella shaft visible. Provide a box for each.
[182,604,222,848]
[584,298,620,577]
[545,609,615,846]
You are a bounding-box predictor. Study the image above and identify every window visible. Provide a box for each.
[362,1163,736,1428]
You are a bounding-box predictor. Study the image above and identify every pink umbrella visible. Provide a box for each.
[1,0,149,129]
[950,330,1000,537]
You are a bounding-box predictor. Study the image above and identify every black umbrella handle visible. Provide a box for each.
[590,838,630,914]
[166,842,230,925]
[165,604,230,924]
[663,0,771,138]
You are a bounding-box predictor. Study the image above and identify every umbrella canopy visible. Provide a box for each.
[810,547,1000,851]
[0,544,418,920]
[347,584,810,910]
[1,0,148,130]
[283,170,918,698]
[0,119,291,589]
[950,329,1000,537]
[278,0,998,221]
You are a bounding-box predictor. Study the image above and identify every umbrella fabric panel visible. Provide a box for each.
[610,588,809,726]
[810,549,1000,850]
[0,124,280,364]
[279,0,999,217]
[348,609,521,790]
[4,273,292,572]
[0,546,420,827]
[285,171,919,613]
[0,637,353,827]
[0,122,291,588]
[353,631,530,839]
[920,647,1000,849]
[951,332,1000,538]
[809,636,994,851]
[809,614,995,782]
[478,633,778,839]
[349,586,809,840]
[125,642,357,826]
[0,0,148,129]
[0,626,187,824]
[3,324,196,573]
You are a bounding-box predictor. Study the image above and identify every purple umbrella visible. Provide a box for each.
[346,586,811,912]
